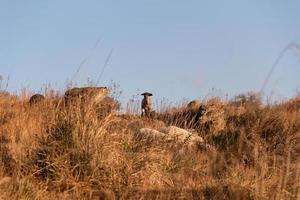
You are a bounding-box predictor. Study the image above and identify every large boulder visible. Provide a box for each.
[64,87,108,106]
[64,87,119,118]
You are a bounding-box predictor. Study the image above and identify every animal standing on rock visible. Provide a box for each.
[29,94,45,105]
[141,92,153,117]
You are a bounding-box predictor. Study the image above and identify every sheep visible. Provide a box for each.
[29,94,45,105]
[141,92,152,117]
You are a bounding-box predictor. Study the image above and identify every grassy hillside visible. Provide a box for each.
[0,90,299,199]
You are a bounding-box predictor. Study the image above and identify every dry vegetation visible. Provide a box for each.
[0,89,299,200]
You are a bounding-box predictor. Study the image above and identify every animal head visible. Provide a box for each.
[141,92,153,97]
[141,92,153,105]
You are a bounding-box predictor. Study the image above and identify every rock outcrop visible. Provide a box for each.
[64,87,108,106]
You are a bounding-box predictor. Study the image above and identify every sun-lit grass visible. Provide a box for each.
[0,89,299,199]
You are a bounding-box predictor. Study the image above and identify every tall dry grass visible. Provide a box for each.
[0,90,299,199]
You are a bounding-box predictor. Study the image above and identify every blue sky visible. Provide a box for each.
[1,1,300,105]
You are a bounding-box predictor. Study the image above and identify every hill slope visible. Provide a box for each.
[0,91,299,199]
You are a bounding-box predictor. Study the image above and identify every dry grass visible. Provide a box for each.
[0,90,299,199]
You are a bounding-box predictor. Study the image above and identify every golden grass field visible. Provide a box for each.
[0,89,299,199]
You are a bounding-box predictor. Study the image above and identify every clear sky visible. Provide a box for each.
[1,1,300,105]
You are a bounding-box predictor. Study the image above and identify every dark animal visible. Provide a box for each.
[29,94,45,105]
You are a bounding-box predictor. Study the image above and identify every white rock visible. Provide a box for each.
[137,126,205,150]
[167,126,204,144]
[138,128,166,140]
